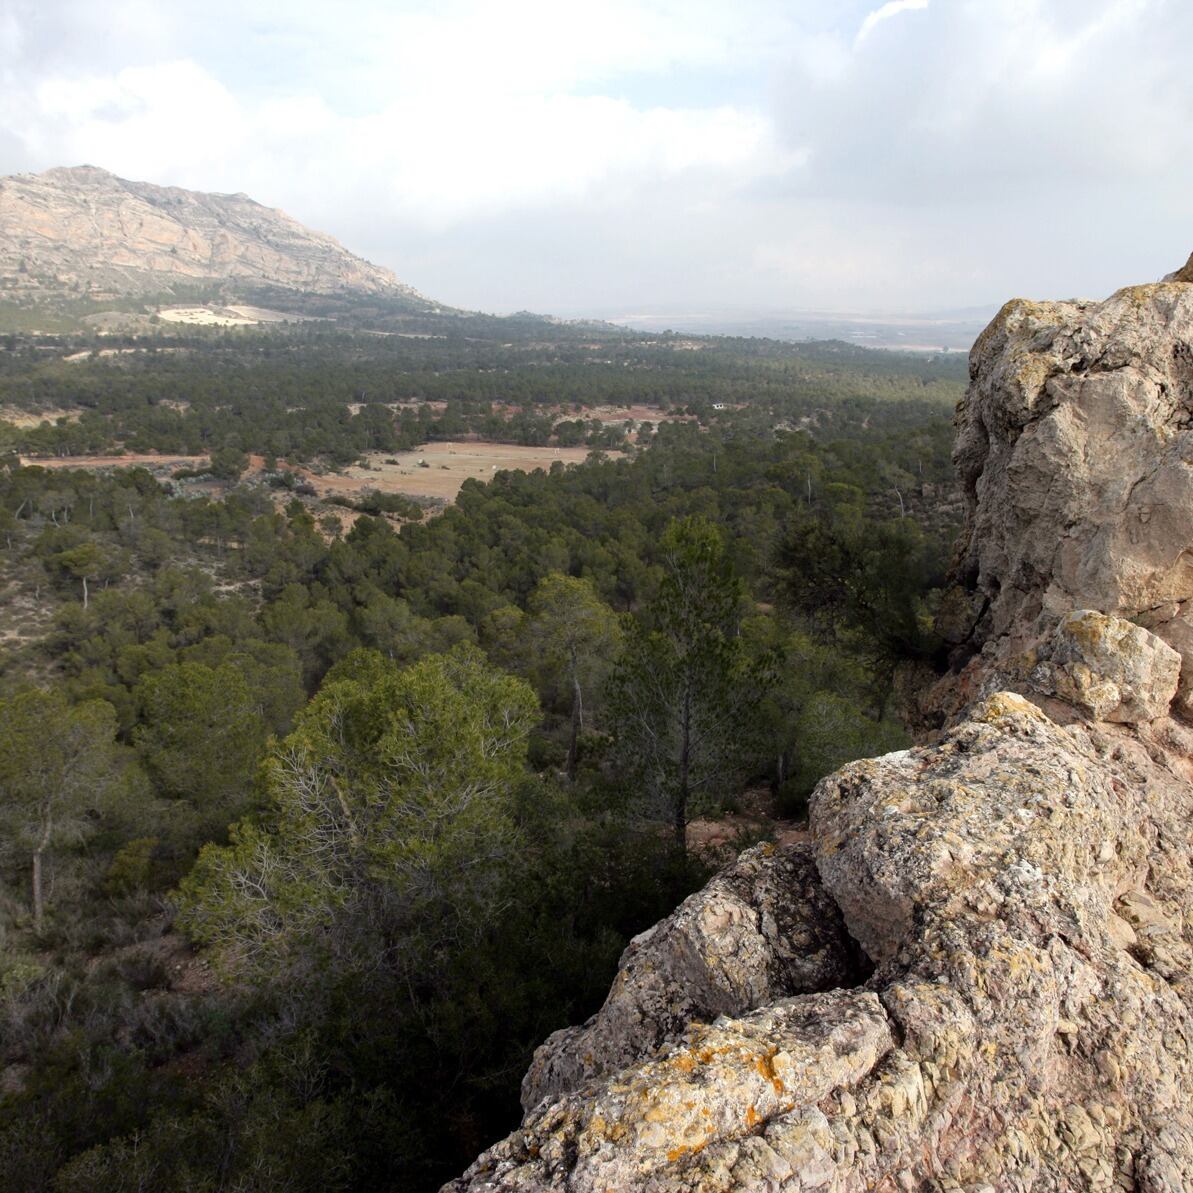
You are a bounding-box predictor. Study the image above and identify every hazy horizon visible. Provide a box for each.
[3,1,1190,317]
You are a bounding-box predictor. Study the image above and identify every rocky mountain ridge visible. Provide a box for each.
[447,263,1193,1191]
[0,165,427,306]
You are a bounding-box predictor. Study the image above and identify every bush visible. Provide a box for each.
[103,837,160,896]
[780,692,908,815]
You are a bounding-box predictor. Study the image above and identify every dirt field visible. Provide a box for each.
[18,441,623,504]
[157,307,258,327]
[20,453,207,469]
[306,442,621,501]
[156,305,320,327]
[3,408,83,428]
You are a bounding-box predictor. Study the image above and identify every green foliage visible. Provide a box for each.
[49,541,127,606]
[176,644,539,975]
[133,661,265,834]
[0,322,963,1190]
[608,517,774,848]
[208,446,249,481]
[0,688,121,924]
[782,691,908,815]
[338,488,424,519]
[779,508,948,665]
[102,837,160,896]
[525,573,622,777]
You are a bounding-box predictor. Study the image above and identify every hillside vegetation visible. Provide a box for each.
[0,323,962,1190]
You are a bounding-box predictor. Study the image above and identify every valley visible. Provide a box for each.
[3,1,1189,1187]
[2,159,1149,1193]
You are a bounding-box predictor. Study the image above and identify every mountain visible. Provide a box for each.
[0,165,428,308]
[449,263,1193,1191]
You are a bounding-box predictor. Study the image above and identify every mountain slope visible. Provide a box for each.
[0,165,428,306]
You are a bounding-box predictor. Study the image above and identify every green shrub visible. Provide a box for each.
[103,837,160,897]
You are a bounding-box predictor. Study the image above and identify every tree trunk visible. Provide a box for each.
[81,574,89,609]
[32,814,53,929]
[32,849,44,929]
[566,673,583,781]
[675,687,692,853]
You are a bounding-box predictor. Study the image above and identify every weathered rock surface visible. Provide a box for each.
[1028,610,1182,723]
[447,261,1193,1191]
[1167,253,1193,284]
[944,270,1193,714]
[522,843,866,1112]
[0,165,427,303]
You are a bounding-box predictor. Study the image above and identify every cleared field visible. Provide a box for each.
[157,307,258,327]
[3,408,83,428]
[305,441,621,501]
[19,441,622,505]
[156,305,322,327]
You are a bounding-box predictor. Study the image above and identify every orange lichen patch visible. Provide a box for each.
[746,1104,759,1128]
[672,1054,697,1074]
[755,1050,786,1095]
[666,1139,707,1164]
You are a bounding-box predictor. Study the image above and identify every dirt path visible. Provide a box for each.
[686,785,806,853]
[19,453,207,469]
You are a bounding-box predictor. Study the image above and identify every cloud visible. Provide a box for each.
[6,55,796,232]
[855,0,930,46]
[1,0,1191,315]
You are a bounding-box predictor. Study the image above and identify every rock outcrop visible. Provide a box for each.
[521,843,868,1113]
[447,261,1193,1192]
[0,165,427,304]
[941,274,1193,720]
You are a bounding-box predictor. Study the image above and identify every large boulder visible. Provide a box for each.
[1028,609,1181,722]
[521,843,865,1112]
[948,270,1193,710]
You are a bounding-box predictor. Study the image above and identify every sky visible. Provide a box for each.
[1,0,1190,317]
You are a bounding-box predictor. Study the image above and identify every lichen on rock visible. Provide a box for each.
[1028,609,1181,722]
[521,841,866,1113]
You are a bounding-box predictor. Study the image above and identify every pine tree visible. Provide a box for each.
[608,517,773,852]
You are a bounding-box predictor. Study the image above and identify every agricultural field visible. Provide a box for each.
[18,440,621,505]
[313,441,622,501]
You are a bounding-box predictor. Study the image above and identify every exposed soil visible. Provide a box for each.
[20,452,207,469]
[18,440,625,505]
[687,786,806,853]
[300,442,622,501]
[2,407,83,427]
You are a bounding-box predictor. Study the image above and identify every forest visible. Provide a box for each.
[0,322,962,1190]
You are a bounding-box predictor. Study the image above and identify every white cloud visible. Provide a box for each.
[8,55,795,231]
[855,0,930,45]
[1,0,1191,314]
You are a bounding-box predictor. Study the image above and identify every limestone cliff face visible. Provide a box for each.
[447,263,1193,1192]
[0,165,425,302]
